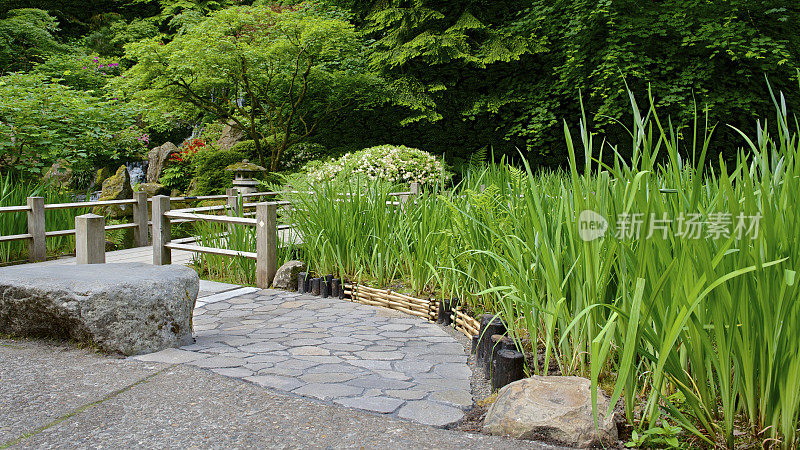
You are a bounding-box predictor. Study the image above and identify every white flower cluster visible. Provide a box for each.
[308,145,448,185]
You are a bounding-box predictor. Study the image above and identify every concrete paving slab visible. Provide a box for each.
[2,341,557,448]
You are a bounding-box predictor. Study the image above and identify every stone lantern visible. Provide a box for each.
[226,159,267,195]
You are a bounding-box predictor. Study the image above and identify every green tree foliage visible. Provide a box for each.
[116,4,385,171]
[0,9,65,74]
[0,73,136,178]
[82,18,160,56]
[524,0,799,160]
[361,1,545,125]
[34,52,124,91]
[326,0,799,165]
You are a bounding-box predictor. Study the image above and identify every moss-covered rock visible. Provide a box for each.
[225,159,267,173]
[89,166,113,192]
[146,142,179,183]
[93,165,133,218]
[136,182,169,198]
[215,122,246,150]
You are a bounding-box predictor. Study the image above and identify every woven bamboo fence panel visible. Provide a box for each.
[343,283,481,339]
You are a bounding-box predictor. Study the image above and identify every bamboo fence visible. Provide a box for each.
[343,283,481,339]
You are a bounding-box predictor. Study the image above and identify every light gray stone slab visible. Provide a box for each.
[434,363,473,379]
[335,396,405,414]
[346,360,394,371]
[306,364,360,374]
[393,360,434,374]
[397,401,465,427]
[200,287,260,304]
[289,346,331,356]
[430,389,473,409]
[292,383,364,401]
[300,372,359,384]
[239,342,287,353]
[354,351,404,361]
[347,376,414,391]
[385,389,428,400]
[190,356,246,369]
[378,323,414,332]
[245,375,304,391]
[284,339,326,347]
[321,343,365,352]
[131,348,208,364]
[294,355,344,364]
[212,367,254,378]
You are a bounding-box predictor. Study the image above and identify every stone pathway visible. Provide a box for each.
[133,287,472,427]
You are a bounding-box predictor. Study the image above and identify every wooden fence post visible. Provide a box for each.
[256,202,277,289]
[410,182,420,196]
[152,195,171,265]
[133,191,149,247]
[75,214,105,264]
[26,196,46,262]
[226,188,241,215]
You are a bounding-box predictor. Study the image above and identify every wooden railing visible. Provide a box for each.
[150,191,289,288]
[0,182,422,290]
[0,193,149,262]
[0,187,281,264]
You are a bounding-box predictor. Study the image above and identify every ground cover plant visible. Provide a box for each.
[282,89,800,448]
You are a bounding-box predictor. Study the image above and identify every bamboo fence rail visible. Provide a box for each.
[343,283,481,339]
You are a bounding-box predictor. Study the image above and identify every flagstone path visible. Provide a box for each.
[133,287,473,427]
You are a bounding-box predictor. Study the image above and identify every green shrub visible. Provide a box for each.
[230,133,299,163]
[307,144,449,185]
[190,148,245,195]
[281,142,327,172]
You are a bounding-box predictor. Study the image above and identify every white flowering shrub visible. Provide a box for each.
[307,145,449,185]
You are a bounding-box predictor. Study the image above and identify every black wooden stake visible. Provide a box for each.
[491,349,525,391]
[478,317,507,376]
[311,278,321,296]
[320,278,330,298]
[485,334,504,379]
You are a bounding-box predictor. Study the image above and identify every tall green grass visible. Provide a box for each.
[0,174,87,262]
[191,204,303,286]
[283,89,800,447]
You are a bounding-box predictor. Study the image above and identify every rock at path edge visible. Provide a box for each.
[482,375,618,448]
[273,260,306,290]
[0,263,199,356]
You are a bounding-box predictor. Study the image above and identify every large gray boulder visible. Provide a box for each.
[136,182,170,198]
[272,260,306,289]
[483,376,618,448]
[146,142,179,183]
[43,160,73,187]
[216,122,246,150]
[0,263,199,356]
